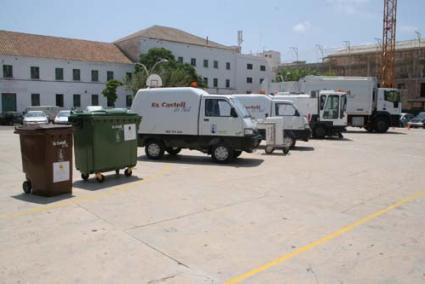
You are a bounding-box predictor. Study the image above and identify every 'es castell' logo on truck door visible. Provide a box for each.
[151,102,191,112]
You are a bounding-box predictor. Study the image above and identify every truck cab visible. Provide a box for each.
[277,90,348,139]
[376,88,401,128]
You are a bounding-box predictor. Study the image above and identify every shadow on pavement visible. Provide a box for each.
[346,129,406,135]
[11,193,74,204]
[138,154,263,168]
[73,174,142,191]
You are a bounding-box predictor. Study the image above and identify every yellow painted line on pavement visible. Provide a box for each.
[0,164,173,220]
[225,189,425,284]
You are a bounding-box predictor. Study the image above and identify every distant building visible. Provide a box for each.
[115,25,275,95]
[325,40,425,110]
[1,26,276,114]
[0,30,134,113]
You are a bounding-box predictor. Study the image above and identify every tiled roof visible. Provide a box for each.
[115,25,236,51]
[0,30,132,64]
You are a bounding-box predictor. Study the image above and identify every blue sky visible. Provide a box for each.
[1,0,424,62]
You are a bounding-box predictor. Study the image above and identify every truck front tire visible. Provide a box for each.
[145,140,165,160]
[313,126,326,139]
[374,117,389,133]
[211,144,233,163]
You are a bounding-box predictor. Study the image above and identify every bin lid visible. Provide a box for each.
[70,108,138,117]
[15,124,73,134]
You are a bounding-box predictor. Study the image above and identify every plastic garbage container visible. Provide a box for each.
[14,125,73,196]
[69,109,141,183]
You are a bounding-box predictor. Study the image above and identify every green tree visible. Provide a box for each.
[124,48,205,94]
[275,67,337,82]
[102,80,123,106]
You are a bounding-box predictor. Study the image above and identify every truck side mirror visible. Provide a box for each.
[230,107,238,118]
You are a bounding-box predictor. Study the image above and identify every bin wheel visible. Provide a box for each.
[124,168,132,177]
[283,147,290,155]
[96,174,105,183]
[115,169,120,175]
[22,180,32,194]
[81,173,89,181]
[265,145,275,154]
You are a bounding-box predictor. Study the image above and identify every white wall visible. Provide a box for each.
[0,55,133,113]
[138,38,272,94]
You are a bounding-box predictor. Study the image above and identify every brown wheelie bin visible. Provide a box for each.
[15,125,73,196]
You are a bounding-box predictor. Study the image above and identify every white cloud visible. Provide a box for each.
[293,21,312,33]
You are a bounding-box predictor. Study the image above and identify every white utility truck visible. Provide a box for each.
[232,94,311,147]
[130,87,261,163]
[277,90,348,139]
[298,76,401,133]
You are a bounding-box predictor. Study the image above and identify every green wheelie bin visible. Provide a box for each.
[69,109,141,183]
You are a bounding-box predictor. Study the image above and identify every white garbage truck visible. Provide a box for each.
[277,90,348,139]
[298,76,401,133]
[231,94,311,147]
[130,87,261,163]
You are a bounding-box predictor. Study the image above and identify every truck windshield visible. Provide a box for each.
[230,98,251,118]
[384,90,400,103]
[323,95,339,119]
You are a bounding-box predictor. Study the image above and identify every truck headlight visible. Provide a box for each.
[244,128,255,135]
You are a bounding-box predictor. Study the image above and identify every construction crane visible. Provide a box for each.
[380,0,397,88]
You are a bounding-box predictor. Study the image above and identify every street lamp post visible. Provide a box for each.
[135,58,169,77]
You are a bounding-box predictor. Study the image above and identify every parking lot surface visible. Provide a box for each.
[1,126,425,284]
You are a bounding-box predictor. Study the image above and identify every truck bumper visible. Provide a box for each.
[291,129,311,141]
[390,114,401,127]
[238,134,262,152]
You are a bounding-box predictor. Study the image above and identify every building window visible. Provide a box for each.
[421,83,425,98]
[31,94,40,106]
[107,71,114,81]
[73,69,80,81]
[203,77,208,87]
[91,94,99,106]
[203,59,209,68]
[191,58,197,66]
[126,72,132,80]
[126,95,133,107]
[56,94,64,107]
[30,66,40,80]
[246,77,253,84]
[55,68,64,80]
[107,97,114,107]
[213,78,218,88]
[226,62,231,70]
[177,56,183,63]
[260,78,264,84]
[91,70,99,82]
[3,65,13,78]
[73,94,81,108]
[226,79,230,88]
[247,63,253,70]
[213,60,219,69]
[260,65,266,71]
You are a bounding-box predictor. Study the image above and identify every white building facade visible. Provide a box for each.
[115,26,275,94]
[1,26,279,114]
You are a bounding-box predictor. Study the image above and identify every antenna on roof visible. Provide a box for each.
[237,30,243,47]
[206,36,209,45]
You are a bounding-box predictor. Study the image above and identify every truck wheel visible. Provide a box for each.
[233,150,242,159]
[265,145,274,154]
[283,147,290,155]
[374,117,389,133]
[313,126,326,139]
[211,144,233,163]
[22,180,32,194]
[145,140,164,159]
[96,174,105,183]
[166,147,181,155]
